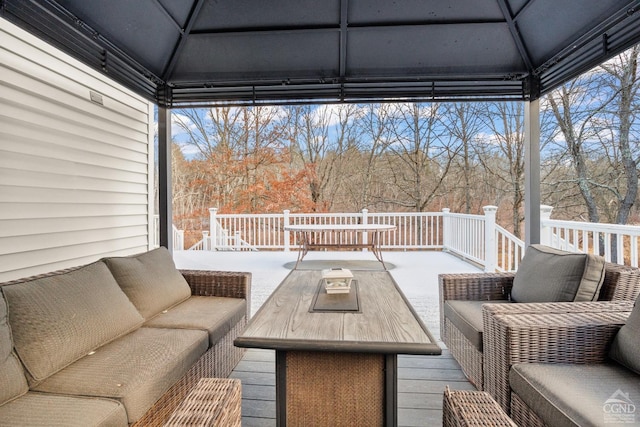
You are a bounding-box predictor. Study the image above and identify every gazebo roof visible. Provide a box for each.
[3,0,640,107]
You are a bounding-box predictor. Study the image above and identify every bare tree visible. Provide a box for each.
[282,104,360,211]
[476,102,526,237]
[597,45,640,226]
[383,103,458,212]
[442,103,484,213]
[546,46,640,225]
[352,104,394,209]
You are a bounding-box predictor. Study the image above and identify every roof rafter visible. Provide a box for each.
[496,0,534,73]
[161,0,208,82]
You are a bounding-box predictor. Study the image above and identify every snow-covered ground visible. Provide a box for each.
[173,250,481,341]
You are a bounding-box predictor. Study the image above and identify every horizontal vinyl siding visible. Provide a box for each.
[0,18,154,281]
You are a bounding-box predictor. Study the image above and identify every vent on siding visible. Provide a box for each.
[89,91,104,105]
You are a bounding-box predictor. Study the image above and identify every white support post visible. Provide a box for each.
[362,208,369,251]
[483,206,498,272]
[209,208,218,250]
[235,231,241,250]
[539,205,554,247]
[442,208,451,251]
[283,210,291,252]
[202,231,209,251]
[177,230,184,251]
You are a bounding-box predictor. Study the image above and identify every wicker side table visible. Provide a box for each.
[443,386,517,427]
[164,378,241,427]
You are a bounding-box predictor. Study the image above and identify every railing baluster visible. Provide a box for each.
[168,208,640,268]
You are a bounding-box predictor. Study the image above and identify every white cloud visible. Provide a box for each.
[171,112,198,139]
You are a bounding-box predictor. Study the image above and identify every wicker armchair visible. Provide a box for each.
[439,262,640,390]
[483,300,633,414]
[483,307,636,426]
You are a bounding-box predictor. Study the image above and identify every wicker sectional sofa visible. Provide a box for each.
[0,247,251,426]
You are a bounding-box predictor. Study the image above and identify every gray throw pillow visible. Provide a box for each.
[104,247,192,320]
[609,295,640,374]
[511,244,605,303]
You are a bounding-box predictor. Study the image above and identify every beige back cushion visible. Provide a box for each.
[511,245,605,303]
[609,295,640,374]
[104,247,191,320]
[0,289,29,405]
[2,261,144,383]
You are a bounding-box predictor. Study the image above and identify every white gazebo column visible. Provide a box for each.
[158,106,173,252]
[524,97,541,247]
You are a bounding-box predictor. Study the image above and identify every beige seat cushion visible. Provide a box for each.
[145,296,246,346]
[32,327,208,424]
[0,289,29,406]
[444,300,512,350]
[2,261,144,385]
[511,245,605,303]
[0,391,128,427]
[510,362,639,427]
[104,247,192,320]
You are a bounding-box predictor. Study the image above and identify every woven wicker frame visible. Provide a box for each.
[284,351,385,426]
[510,393,548,427]
[483,307,631,414]
[164,378,242,426]
[439,262,640,392]
[443,318,484,389]
[443,386,517,427]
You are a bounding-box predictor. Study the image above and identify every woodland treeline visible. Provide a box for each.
[169,45,640,240]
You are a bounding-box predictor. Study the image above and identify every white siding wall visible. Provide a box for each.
[0,18,154,281]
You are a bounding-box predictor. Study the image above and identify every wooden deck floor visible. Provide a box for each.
[230,347,474,427]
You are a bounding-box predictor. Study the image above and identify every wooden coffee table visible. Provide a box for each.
[234,269,440,426]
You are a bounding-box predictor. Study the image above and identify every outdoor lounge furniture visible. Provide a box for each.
[0,247,251,426]
[164,378,242,426]
[442,386,517,427]
[483,300,634,414]
[489,296,640,426]
[235,269,440,426]
[439,244,640,390]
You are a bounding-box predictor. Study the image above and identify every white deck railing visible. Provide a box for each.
[541,206,640,267]
[209,209,444,251]
[153,216,184,251]
[157,205,640,270]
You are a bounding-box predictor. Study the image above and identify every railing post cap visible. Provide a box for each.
[483,205,498,213]
[283,209,290,214]
[209,207,218,213]
[540,205,553,213]
[442,208,450,213]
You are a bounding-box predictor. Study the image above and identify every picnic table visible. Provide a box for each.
[284,224,396,269]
